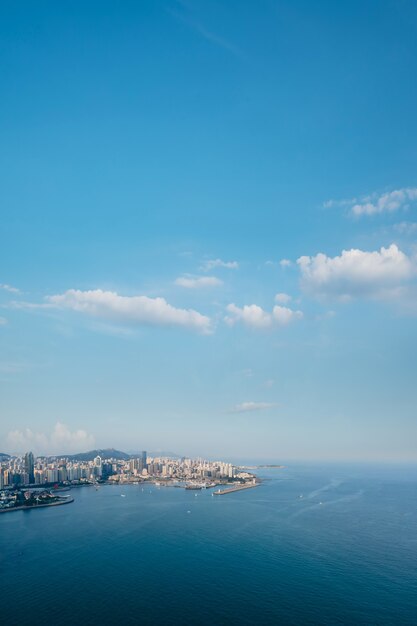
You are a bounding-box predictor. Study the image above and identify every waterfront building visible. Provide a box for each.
[0,450,242,490]
[24,451,35,484]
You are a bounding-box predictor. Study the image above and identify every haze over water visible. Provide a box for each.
[2,464,416,625]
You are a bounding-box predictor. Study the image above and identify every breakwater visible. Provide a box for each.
[213,483,259,495]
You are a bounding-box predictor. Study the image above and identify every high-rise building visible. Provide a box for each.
[94,455,102,477]
[141,450,147,470]
[24,451,35,484]
[47,468,59,483]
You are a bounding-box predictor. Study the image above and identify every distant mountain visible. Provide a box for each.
[57,448,130,462]
[128,450,181,459]
[0,452,11,461]
[148,450,181,459]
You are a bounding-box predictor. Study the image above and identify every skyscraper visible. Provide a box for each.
[24,451,35,484]
[141,450,147,470]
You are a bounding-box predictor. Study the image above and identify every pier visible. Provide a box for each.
[213,483,259,495]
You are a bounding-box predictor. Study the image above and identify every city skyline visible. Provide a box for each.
[0,448,243,491]
[1,1,417,462]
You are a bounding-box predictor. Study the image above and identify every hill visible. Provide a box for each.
[57,448,130,462]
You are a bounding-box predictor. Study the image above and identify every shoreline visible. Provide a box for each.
[0,497,74,514]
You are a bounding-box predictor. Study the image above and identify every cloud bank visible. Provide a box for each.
[297,244,415,300]
[6,422,95,455]
[225,302,303,329]
[352,188,417,216]
[325,187,417,217]
[42,289,212,334]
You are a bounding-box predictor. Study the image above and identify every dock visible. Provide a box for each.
[213,482,259,496]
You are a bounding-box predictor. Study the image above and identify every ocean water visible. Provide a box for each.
[1,464,416,625]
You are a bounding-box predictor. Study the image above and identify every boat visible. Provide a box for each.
[185,484,202,490]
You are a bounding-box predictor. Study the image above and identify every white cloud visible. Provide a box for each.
[326,187,417,217]
[275,292,292,304]
[297,244,416,301]
[352,188,417,216]
[6,422,95,455]
[231,401,275,413]
[393,221,417,235]
[0,283,20,294]
[22,289,212,334]
[225,302,303,329]
[0,316,7,325]
[225,303,271,328]
[273,305,302,324]
[279,259,292,267]
[201,258,239,271]
[175,275,223,288]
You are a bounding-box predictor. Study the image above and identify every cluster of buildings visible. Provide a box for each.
[0,487,72,511]
[0,450,244,489]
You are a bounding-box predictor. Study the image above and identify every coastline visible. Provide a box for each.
[0,497,74,514]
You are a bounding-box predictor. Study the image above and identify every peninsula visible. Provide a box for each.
[1,449,261,510]
[0,488,74,513]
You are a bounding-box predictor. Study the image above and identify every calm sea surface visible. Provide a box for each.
[1,464,416,625]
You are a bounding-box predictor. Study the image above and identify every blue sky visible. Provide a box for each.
[1,0,417,461]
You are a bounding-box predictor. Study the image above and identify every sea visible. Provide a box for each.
[1,463,416,625]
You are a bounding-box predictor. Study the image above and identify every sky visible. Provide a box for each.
[1,0,417,461]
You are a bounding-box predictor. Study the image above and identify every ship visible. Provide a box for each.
[185,484,203,490]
